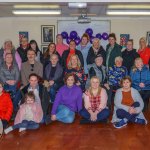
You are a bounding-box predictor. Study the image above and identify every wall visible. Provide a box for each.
[0,17,150,50]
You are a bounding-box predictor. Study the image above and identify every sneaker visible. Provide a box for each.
[114,119,127,129]
[19,128,26,132]
[0,119,3,137]
[4,126,13,134]
[135,118,146,125]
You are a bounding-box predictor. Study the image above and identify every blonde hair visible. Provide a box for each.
[132,57,143,72]
[139,37,147,49]
[89,76,101,96]
[67,54,81,70]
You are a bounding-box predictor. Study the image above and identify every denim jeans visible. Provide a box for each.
[13,120,39,130]
[116,102,140,122]
[79,108,110,121]
[49,83,60,103]
[56,105,75,123]
[4,84,21,111]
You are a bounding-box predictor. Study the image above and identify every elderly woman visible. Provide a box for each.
[44,54,63,103]
[112,76,147,128]
[80,76,110,124]
[108,56,128,108]
[138,37,150,68]
[65,54,87,91]
[87,38,106,65]
[122,39,139,74]
[43,43,61,68]
[51,73,83,123]
[77,33,91,74]
[0,39,21,70]
[86,54,108,89]
[130,57,150,111]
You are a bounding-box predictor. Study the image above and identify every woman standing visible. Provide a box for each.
[112,76,147,128]
[65,54,87,91]
[51,73,83,123]
[76,33,91,74]
[138,37,150,68]
[43,43,61,68]
[80,76,110,124]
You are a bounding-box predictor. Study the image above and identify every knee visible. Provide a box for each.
[101,109,110,118]
[66,116,74,123]
[34,124,40,129]
[132,102,140,107]
[116,109,123,116]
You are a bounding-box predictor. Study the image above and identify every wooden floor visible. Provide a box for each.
[0,111,150,150]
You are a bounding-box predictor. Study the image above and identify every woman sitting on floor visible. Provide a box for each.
[4,91,43,134]
[112,76,147,129]
[51,73,83,123]
[79,76,110,124]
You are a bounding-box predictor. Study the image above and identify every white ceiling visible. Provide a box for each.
[0,1,150,17]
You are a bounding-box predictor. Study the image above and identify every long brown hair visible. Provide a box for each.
[44,42,56,58]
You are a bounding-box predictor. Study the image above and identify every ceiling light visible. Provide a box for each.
[13,5,60,9]
[107,10,150,15]
[108,5,150,9]
[68,3,87,8]
[12,10,61,15]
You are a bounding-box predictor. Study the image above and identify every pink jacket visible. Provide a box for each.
[56,43,69,56]
[83,88,108,111]
[14,102,43,125]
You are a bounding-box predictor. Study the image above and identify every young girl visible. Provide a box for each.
[4,91,43,134]
[0,82,13,136]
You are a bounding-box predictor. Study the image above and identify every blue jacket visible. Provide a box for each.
[130,65,150,90]
[76,42,91,74]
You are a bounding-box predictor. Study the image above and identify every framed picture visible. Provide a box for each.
[19,31,29,44]
[120,34,130,47]
[41,45,48,54]
[41,25,55,44]
[146,31,150,47]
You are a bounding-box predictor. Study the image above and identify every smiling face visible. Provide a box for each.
[81,37,88,46]
[139,38,146,48]
[4,41,12,51]
[48,43,56,54]
[126,41,133,51]
[30,43,36,50]
[71,55,78,66]
[115,59,123,67]
[5,53,13,64]
[135,59,143,69]
[56,35,63,44]
[122,79,131,89]
[90,78,100,89]
[66,76,75,87]
[95,57,103,66]
[27,50,36,62]
[69,41,76,50]
[21,37,28,48]
[29,76,38,88]
[50,54,58,65]
[26,96,34,104]
[108,37,116,46]
[93,39,100,49]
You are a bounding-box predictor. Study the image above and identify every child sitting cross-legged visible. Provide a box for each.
[4,91,43,134]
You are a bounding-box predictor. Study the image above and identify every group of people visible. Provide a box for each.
[0,32,150,136]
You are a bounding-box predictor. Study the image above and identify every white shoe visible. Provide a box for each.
[0,119,3,137]
[19,128,26,132]
[4,126,13,134]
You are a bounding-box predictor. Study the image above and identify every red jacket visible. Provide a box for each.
[0,92,13,121]
[138,47,150,65]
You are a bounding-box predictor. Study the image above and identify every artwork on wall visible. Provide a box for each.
[41,45,48,54]
[120,34,130,48]
[19,31,29,44]
[41,25,55,44]
[146,31,150,47]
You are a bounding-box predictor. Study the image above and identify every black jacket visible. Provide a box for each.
[87,46,106,65]
[61,49,84,70]
[122,49,139,73]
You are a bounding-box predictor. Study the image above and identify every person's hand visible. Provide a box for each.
[90,112,97,121]
[51,115,57,121]
[129,107,137,114]
[139,83,145,88]
[104,83,110,90]
[49,80,54,86]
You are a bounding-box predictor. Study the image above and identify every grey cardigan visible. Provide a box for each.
[21,60,43,86]
[0,63,20,83]
[111,87,147,123]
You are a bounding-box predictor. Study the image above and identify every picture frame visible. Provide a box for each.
[41,25,55,44]
[41,45,48,54]
[146,31,150,47]
[19,31,29,44]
